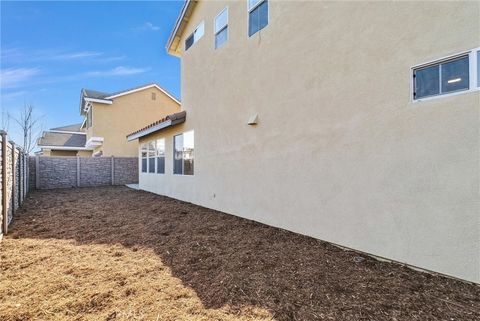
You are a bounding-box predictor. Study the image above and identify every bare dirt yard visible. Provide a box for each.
[0,186,479,321]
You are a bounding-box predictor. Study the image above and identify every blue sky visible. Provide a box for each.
[0,0,183,144]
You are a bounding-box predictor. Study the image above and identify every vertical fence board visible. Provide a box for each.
[0,132,28,237]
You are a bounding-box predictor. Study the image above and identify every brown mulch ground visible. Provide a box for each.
[0,186,478,321]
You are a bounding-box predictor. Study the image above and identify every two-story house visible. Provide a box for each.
[39,83,180,156]
[127,1,480,283]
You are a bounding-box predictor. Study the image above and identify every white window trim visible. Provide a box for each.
[411,47,480,103]
[248,0,263,11]
[214,7,228,49]
[247,0,269,38]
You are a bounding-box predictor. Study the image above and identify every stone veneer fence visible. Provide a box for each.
[0,131,29,238]
[29,156,138,190]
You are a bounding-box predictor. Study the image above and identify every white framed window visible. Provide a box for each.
[142,139,165,174]
[214,7,228,49]
[147,141,156,173]
[140,143,148,173]
[412,47,480,101]
[248,0,268,37]
[185,21,205,51]
[173,130,194,175]
[87,106,93,128]
[156,138,165,174]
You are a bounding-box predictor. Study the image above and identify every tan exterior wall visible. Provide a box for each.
[44,149,92,157]
[49,150,78,157]
[77,150,93,157]
[88,87,180,157]
[140,1,480,282]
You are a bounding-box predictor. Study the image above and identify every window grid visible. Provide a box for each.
[412,48,480,101]
[214,7,228,49]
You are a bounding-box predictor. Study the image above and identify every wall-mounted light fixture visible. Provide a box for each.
[247,114,258,125]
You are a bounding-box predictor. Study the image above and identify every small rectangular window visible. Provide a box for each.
[215,8,228,49]
[173,131,194,175]
[185,21,205,51]
[248,0,268,37]
[156,138,165,174]
[414,55,469,99]
[87,107,93,128]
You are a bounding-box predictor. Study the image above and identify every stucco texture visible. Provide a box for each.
[140,1,480,282]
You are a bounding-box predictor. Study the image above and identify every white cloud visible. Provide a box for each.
[52,51,103,60]
[144,22,160,31]
[1,46,123,63]
[133,22,160,32]
[0,67,41,88]
[84,66,148,77]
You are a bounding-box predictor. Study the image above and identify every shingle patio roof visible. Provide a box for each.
[38,132,86,148]
[50,123,84,132]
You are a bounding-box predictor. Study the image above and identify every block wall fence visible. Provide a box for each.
[0,131,29,238]
[29,156,138,190]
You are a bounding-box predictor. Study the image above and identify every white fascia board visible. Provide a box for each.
[84,97,112,104]
[105,84,180,105]
[38,145,93,151]
[127,119,172,141]
[48,130,87,135]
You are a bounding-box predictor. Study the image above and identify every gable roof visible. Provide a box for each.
[166,0,198,56]
[104,83,180,104]
[126,111,186,141]
[50,123,84,132]
[38,132,87,149]
[79,83,180,115]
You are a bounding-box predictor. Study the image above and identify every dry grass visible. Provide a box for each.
[0,186,479,321]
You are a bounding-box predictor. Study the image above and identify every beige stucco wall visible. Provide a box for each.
[140,1,480,282]
[49,150,78,157]
[88,87,180,157]
[42,149,92,157]
[77,150,93,157]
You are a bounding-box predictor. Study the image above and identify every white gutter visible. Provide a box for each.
[48,130,87,135]
[37,145,93,151]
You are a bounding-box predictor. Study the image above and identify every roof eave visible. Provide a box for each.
[166,0,197,56]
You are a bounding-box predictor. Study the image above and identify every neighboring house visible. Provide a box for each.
[39,83,181,157]
[37,124,91,156]
[127,1,480,283]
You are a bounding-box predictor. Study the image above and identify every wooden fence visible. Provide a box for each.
[0,131,29,238]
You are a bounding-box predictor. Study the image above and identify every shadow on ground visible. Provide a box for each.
[5,186,480,320]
